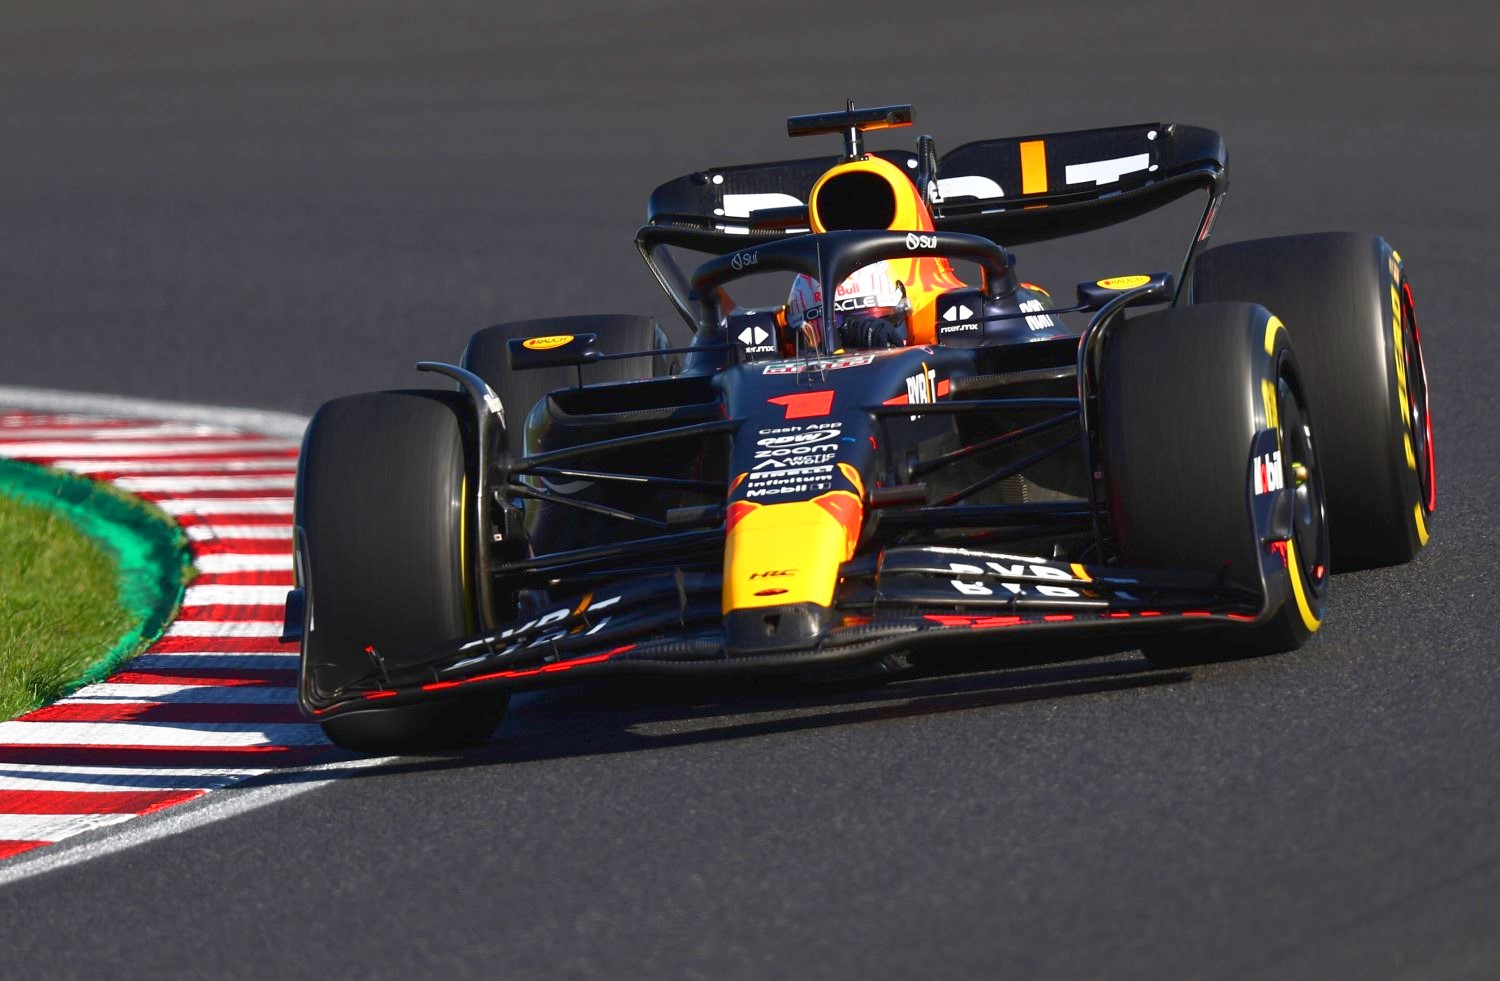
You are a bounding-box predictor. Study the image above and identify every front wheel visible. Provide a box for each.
[295,389,507,752]
[1100,302,1330,667]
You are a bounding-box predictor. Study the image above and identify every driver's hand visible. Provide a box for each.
[840,317,909,349]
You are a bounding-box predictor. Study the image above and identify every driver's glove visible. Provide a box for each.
[839,317,909,349]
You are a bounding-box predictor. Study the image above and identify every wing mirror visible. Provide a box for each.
[1075,273,1174,310]
[506,332,602,371]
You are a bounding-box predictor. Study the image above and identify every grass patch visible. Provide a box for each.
[0,494,133,719]
[0,460,191,721]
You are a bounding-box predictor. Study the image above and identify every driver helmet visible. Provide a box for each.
[786,261,911,350]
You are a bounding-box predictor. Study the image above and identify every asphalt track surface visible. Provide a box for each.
[2,2,1497,977]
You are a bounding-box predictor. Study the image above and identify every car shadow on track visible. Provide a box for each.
[275,641,1189,785]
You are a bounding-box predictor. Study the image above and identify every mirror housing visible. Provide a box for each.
[506,332,602,371]
[1075,272,1174,310]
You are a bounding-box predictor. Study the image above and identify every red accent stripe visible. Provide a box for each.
[767,391,834,419]
[725,500,759,535]
[191,539,293,556]
[107,668,296,686]
[415,645,637,694]
[0,841,46,860]
[1402,281,1437,512]
[172,512,291,527]
[193,571,295,587]
[0,788,205,815]
[923,614,1024,628]
[1267,540,1290,566]
[135,491,292,504]
[23,701,305,724]
[178,604,287,622]
[83,463,298,478]
[148,636,297,653]
[813,491,864,555]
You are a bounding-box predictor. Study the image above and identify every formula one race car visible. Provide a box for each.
[289,103,1435,752]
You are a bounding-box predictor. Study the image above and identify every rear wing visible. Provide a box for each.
[933,123,1226,246]
[645,122,1225,250]
[640,122,1227,324]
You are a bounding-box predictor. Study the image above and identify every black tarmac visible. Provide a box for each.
[2,2,1498,977]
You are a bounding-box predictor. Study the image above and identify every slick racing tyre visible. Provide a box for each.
[460,313,674,434]
[296,389,507,752]
[1100,302,1330,667]
[1191,233,1434,567]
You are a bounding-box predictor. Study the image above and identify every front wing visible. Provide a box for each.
[299,545,1266,721]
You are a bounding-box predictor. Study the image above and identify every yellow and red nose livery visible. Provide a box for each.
[807,155,964,345]
[722,490,864,613]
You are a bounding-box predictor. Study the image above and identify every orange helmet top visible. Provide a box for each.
[801,155,965,345]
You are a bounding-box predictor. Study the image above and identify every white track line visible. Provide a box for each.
[181,585,295,606]
[165,620,285,638]
[193,553,294,573]
[0,772,246,793]
[185,524,293,541]
[153,498,293,516]
[0,385,309,439]
[0,814,140,842]
[0,721,324,747]
[0,440,300,458]
[0,763,256,778]
[0,756,399,887]
[62,685,299,704]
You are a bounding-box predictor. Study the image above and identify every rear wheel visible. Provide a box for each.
[1191,232,1433,567]
[296,389,507,752]
[1100,302,1329,667]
